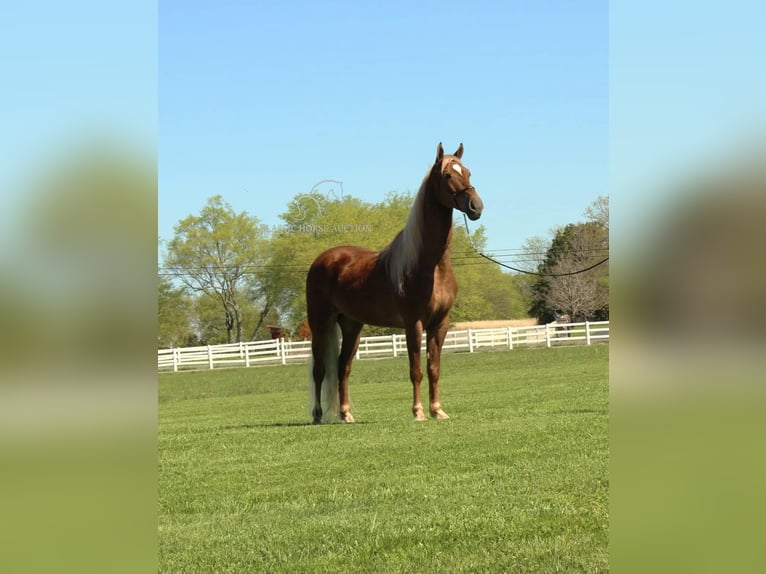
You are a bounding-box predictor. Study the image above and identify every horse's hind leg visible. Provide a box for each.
[310,339,326,424]
[309,310,334,424]
[337,315,363,423]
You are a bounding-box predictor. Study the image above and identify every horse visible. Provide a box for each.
[305,143,484,423]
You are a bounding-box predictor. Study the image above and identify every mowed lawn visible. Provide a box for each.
[159,345,608,573]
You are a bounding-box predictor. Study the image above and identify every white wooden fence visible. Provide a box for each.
[158,321,609,373]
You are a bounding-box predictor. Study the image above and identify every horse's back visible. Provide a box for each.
[307,245,380,285]
[306,245,404,327]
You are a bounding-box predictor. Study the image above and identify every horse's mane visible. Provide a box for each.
[378,170,429,293]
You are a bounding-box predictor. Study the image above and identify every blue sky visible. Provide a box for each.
[159,0,608,257]
[3,1,760,267]
[610,1,765,254]
[0,1,156,254]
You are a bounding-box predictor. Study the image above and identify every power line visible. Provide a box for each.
[459,213,609,277]
[159,226,609,277]
[158,250,610,277]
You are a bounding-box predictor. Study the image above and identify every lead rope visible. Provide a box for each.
[460,212,609,277]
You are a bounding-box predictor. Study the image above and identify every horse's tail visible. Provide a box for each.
[307,323,341,422]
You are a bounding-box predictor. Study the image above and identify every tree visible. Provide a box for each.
[164,196,270,343]
[544,223,609,321]
[158,276,195,348]
[518,235,552,273]
[585,195,609,230]
[528,196,609,322]
[449,226,531,322]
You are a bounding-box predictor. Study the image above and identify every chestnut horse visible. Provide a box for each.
[306,143,484,423]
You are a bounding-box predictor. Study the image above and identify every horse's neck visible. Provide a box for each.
[380,174,454,292]
[419,182,454,269]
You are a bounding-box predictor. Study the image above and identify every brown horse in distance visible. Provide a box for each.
[306,143,484,423]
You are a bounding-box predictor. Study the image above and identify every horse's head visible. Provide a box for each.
[433,142,484,221]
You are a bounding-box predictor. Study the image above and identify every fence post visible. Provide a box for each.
[207,345,214,369]
[468,329,474,353]
[279,338,286,365]
[245,343,250,368]
[507,327,513,350]
[391,333,397,358]
[172,348,179,372]
[585,321,591,345]
[545,324,551,348]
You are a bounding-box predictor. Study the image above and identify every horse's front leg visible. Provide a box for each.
[405,321,427,421]
[337,316,363,423]
[426,318,450,419]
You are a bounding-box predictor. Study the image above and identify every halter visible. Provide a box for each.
[435,160,475,210]
[453,186,476,209]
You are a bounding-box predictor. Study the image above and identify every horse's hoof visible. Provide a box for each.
[413,409,428,422]
[312,418,322,425]
[341,412,355,423]
[431,409,450,420]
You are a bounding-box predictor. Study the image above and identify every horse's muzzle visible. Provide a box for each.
[466,195,483,220]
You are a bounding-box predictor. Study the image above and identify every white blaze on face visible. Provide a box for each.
[452,163,463,175]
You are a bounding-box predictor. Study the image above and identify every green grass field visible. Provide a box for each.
[159,345,608,573]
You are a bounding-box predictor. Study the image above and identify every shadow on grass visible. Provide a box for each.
[221,421,377,429]
[553,408,608,415]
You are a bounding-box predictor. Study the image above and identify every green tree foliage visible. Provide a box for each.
[158,276,195,348]
[164,196,271,343]
[189,290,282,345]
[449,226,531,323]
[528,197,609,322]
[160,191,534,345]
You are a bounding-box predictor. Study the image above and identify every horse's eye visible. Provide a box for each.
[444,173,451,179]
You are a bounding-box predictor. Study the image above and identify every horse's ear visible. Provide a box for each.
[454,143,464,159]
[435,142,444,163]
